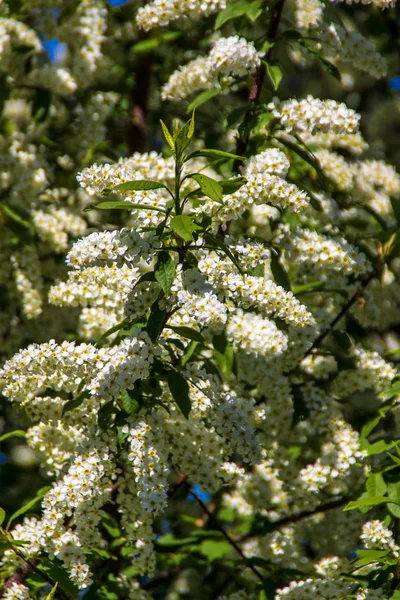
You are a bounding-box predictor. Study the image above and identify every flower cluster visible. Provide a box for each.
[136,0,229,30]
[161,35,261,101]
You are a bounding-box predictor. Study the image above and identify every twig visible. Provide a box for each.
[1,547,69,600]
[184,480,265,583]
[235,0,286,162]
[239,495,352,543]
[288,268,376,373]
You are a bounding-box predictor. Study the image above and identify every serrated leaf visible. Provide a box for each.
[167,370,192,419]
[85,200,166,213]
[214,1,250,29]
[270,252,291,291]
[220,176,247,195]
[174,117,195,158]
[98,400,117,431]
[101,512,121,539]
[0,430,26,443]
[146,302,167,342]
[186,149,245,163]
[352,549,391,568]
[292,281,324,295]
[154,251,176,296]
[264,62,283,91]
[156,533,197,547]
[62,391,89,416]
[132,38,160,53]
[40,558,79,597]
[383,381,400,398]
[213,333,235,377]
[7,486,52,528]
[199,540,231,561]
[187,89,221,112]
[344,496,390,511]
[170,214,202,242]
[160,120,175,149]
[167,326,204,343]
[119,389,140,416]
[366,473,387,498]
[191,173,223,203]
[387,482,400,518]
[111,180,166,192]
[204,232,244,274]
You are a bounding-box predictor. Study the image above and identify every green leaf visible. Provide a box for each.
[40,558,79,597]
[366,473,387,498]
[0,430,26,443]
[213,333,235,377]
[387,482,400,518]
[344,496,391,511]
[292,281,324,295]
[191,173,223,203]
[220,176,247,195]
[44,583,58,600]
[119,389,140,417]
[98,400,117,431]
[352,549,391,568]
[156,533,197,547]
[214,0,261,29]
[85,200,166,213]
[0,507,5,526]
[186,149,246,163]
[167,370,192,419]
[187,89,221,112]
[199,540,231,561]
[383,381,400,398]
[270,252,291,291]
[7,486,52,528]
[170,214,202,242]
[160,120,175,150]
[132,38,160,53]
[264,62,283,91]
[101,512,121,539]
[154,251,176,296]
[62,391,89,416]
[277,134,331,191]
[111,180,166,192]
[174,116,195,158]
[167,326,204,343]
[146,302,167,342]
[204,232,244,274]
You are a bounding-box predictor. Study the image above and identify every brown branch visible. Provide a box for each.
[239,495,352,543]
[235,0,286,163]
[184,480,265,583]
[288,268,377,373]
[1,548,69,600]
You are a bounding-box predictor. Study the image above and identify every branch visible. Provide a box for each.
[184,480,265,583]
[235,0,286,162]
[239,495,352,542]
[288,268,376,373]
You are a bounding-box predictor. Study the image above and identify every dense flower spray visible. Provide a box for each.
[0,0,400,599]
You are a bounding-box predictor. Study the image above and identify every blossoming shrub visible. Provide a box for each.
[0,0,400,599]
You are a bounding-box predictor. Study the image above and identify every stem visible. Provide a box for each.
[184,480,265,583]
